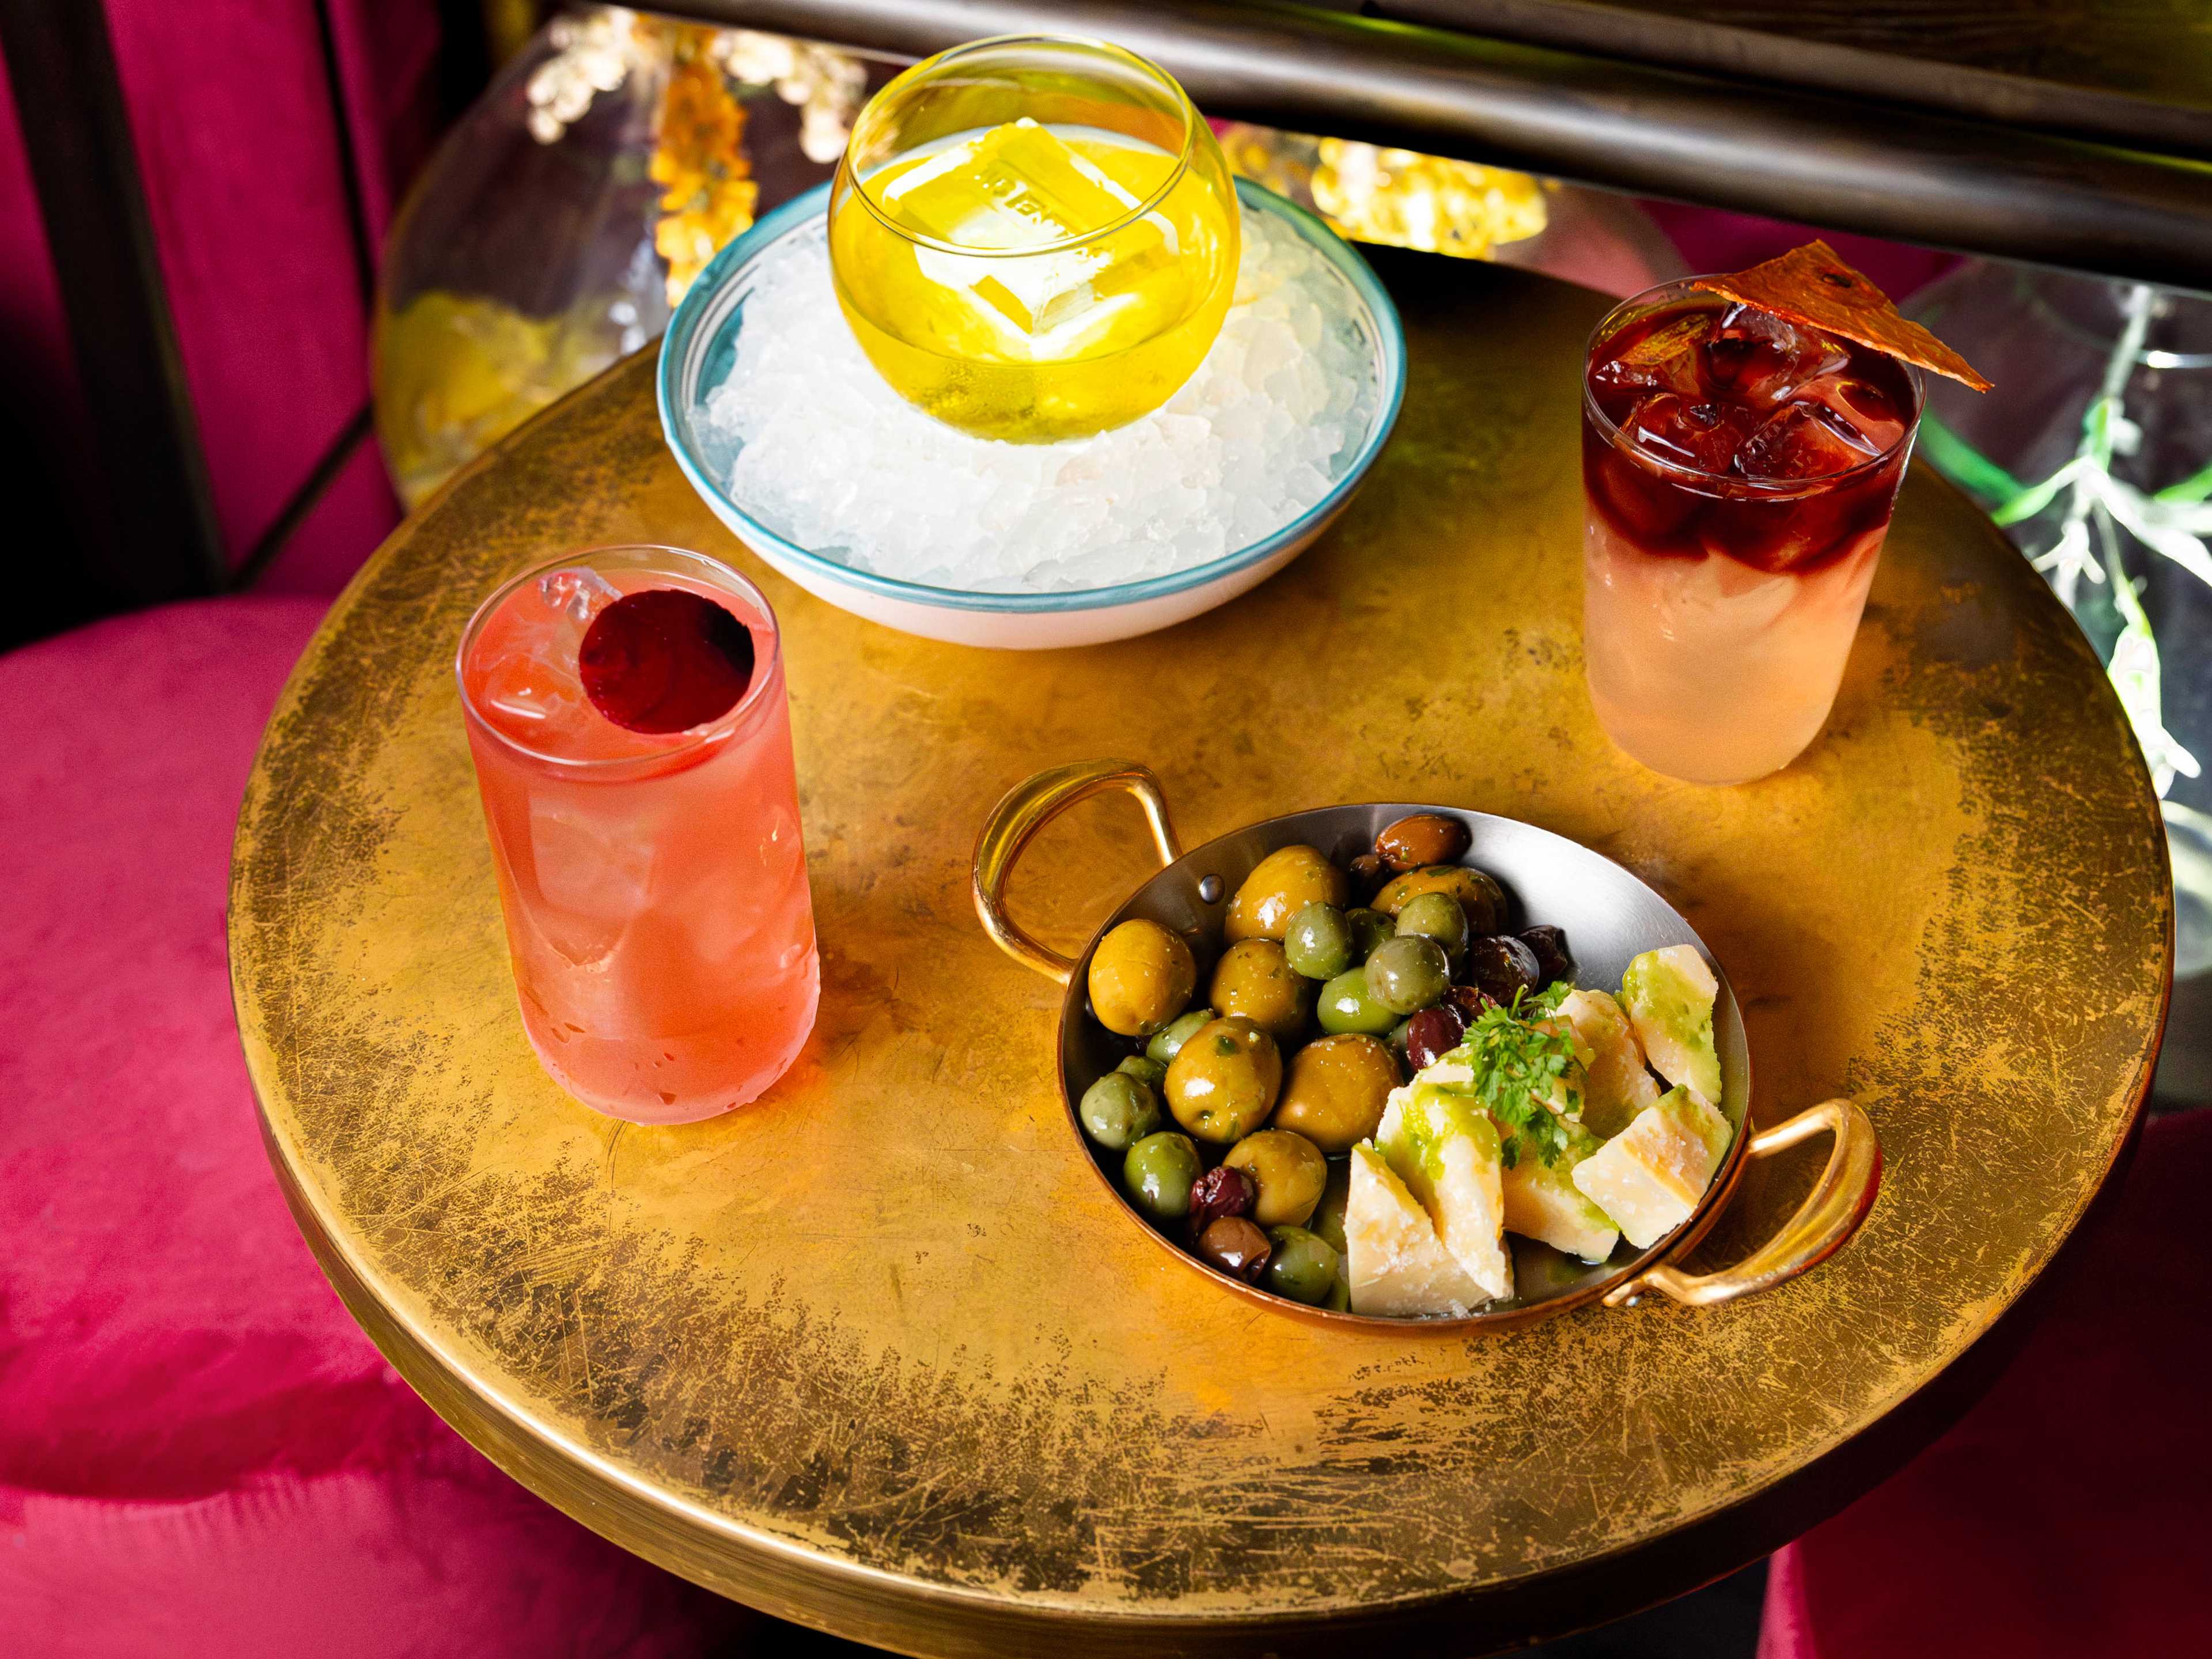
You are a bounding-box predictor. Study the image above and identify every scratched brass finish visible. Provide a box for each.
[231,248,2170,1657]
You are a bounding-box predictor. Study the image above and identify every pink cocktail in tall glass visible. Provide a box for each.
[1581,280,1922,785]
[458,546,817,1123]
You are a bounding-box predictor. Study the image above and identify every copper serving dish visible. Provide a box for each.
[975,759,1881,1331]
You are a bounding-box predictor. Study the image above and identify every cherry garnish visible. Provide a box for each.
[578,588,756,734]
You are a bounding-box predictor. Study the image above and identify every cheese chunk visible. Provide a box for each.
[1555,988,1660,1139]
[1376,1086,1513,1302]
[1345,1143,1490,1316]
[1501,1120,1621,1263]
[1571,1086,1733,1249]
[1619,946,1722,1104]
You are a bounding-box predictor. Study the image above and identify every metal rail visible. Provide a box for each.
[1371,0,2212,163]
[657,0,2212,295]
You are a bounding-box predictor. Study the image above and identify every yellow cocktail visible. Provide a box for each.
[828,37,1239,443]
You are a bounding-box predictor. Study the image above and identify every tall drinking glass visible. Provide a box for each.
[1581,279,1923,785]
[458,546,817,1123]
[827,33,1239,442]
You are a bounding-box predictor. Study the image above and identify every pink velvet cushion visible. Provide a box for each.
[1758,1108,2212,1659]
[0,600,753,1655]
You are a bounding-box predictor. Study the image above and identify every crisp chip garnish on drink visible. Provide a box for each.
[578,589,756,733]
[1690,239,1992,393]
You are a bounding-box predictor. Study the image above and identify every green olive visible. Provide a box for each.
[1263,1226,1341,1306]
[1225,846,1351,943]
[1344,907,1395,961]
[1283,903,1354,980]
[1146,1007,1215,1067]
[1272,1034,1398,1153]
[1373,866,1506,934]
[1164,1016,1283,1144]
[1116,1054,1168,1089]
[1393,891,1469,965]
[1123,1131,1202,1222]
[1324,1274,1352,1312]
[1224,1128,1328,1226]
[1308,1157,1351,1255]
[1079,1071,1161,1151]
[1365,934,1450,1016]
[1374,812,1472,873]
[1209,939,1315,1044]
[1316,968,1398,1036]
[1086,918,1197,1037]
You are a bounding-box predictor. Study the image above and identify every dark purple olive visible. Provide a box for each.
[1187,1164,1256,1237]
[1518,925,1574,988]
[1404,1004,1467,1072]
[1346,852,1389,904]
[1195,1215,1272,1283]
[1462,934,1541,1007]
[1444,984,1495,1026]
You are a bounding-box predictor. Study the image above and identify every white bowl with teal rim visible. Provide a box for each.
[657,178,1406,650]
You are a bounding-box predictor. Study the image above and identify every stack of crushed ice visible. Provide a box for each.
[695,206,1381,594]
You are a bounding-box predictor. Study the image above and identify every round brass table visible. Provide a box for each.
[231,249,2171,1657]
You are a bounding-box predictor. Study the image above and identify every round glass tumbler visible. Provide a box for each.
[458,547,819,1124]
[1581,280,1923,785]
[827,34,1240,442]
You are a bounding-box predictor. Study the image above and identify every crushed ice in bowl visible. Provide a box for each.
[693,204,1382,595]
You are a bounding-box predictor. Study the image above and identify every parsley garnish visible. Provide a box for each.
[1441,983,1578,1168]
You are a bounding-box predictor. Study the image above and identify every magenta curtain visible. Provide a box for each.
[0,0,441,596]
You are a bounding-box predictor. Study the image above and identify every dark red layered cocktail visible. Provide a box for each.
[1581,280,1922,783]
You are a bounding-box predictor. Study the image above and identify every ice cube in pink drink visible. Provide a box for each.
[1623,392,1756,474]
[1590,311,1711,402]
[1789,372,1911,454]
[1732,402,1878,483]
[1702,302,1847,408]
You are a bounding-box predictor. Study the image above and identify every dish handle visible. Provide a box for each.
[1605,1098,1882,1309]
[973,760,1184,986]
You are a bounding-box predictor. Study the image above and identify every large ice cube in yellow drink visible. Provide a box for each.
[881,118,1141,248]
[831,120,1238,440]
[892,120,1179,359]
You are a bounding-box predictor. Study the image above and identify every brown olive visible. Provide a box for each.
[1164,1016,1283,1143]
[1086,918,1196,1037]
[1519,924,1574,988]
[1404,1003,1467,1072]
[1462,934,1541,1007]
[1209,938,1316,1044]
[1195,1216,1271,1283]
[1271,1033,1399,1153]
[1225,846,1351,943]
[1188,1164,1256,1236]
[1373,865,1506,933]
[1223,1128,1328,1227]
[1374,812,1472,872]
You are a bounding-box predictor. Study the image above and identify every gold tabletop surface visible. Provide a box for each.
[231,251,2170,1657]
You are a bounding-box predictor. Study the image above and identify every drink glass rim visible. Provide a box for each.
[456,544,785,777]
[838,33,1201,263]
[1582,276,1925,499]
